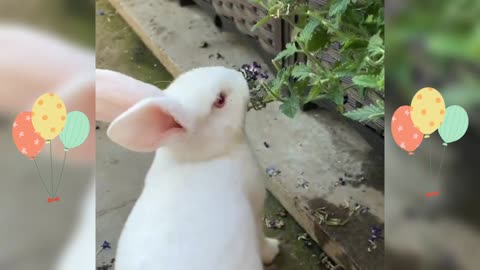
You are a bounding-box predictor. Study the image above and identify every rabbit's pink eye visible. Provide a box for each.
[214,93,226,108]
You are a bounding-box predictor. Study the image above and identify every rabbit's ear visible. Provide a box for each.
[96,69,161,122]
[107,97,185,152]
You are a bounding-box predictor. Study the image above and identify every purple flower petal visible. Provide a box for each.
[101,241,111,249]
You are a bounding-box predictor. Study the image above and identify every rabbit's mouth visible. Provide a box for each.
[153,96,189,134]
[160,111,185,132]
[171,119,184,132]
[155,114,185,144]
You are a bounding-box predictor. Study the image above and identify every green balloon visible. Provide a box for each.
[438,105,469,146]
[59,111,90,150]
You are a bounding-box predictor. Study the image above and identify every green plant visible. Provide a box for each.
[250,0,385,122]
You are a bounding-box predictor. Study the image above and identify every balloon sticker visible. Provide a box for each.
[59,111,90,151]
[410,87,446,138]
[12,93,90,203]
[12,112,45,160]
[32,93,67,142]
[391,87,469,198]
[438,105,469,146]
[391,106,423,155]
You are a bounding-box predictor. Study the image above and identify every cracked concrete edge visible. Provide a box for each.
[109,0,184,77]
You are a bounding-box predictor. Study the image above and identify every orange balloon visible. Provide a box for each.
[12,112,45,160]
[391,106,424,155]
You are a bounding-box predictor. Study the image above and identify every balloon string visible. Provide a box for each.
[33,159,52,197]
[435,146,447,184]
[50,141,54,196]
[53,151,68,197]
[428,138,433,184]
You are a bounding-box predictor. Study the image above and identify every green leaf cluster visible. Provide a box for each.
[250,0,385,122]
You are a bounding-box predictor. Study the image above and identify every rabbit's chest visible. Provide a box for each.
[147,157,257,189]
[145,152,266,213]
[117,173,260,270]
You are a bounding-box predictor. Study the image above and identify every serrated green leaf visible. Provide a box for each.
[305,84,325,103]
[352,75,379,89]
[368,33,384,53]
[291,64,312,80]
[377,69,385,90]
[260,0,384,124]
[341,38,368,51]
[332,13,342,29]
[265,80,282,100]
[333,71,355,78]
[329,0,350,17]
[328,90,345,106]
[376,12,384,28]
[305,28,329,52]
[343,102,384,122]
[267,69,285,95]
[293,77,311,97]
[365,14,374,23]
[298,18,320,44]
[268,76,282,93]
[274,43,299,61]
[280,96,301,118]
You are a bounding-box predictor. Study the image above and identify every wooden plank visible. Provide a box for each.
[107,0,385,268]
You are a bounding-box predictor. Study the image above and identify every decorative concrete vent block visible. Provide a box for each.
[181,0,385,134]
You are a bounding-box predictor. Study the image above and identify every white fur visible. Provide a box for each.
[108,67,279,270]
[54,179,95,270]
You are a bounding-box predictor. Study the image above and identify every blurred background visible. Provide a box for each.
[385,0,480,269]
[0,0,95,269]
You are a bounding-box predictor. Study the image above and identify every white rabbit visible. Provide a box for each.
[56,70,161,270]
[107,66,280,270]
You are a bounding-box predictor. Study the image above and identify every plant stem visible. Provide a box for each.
[262,81,285,102]
[343,84,356,92]
[271,59,282,72]
[297,42,328,76]
[248,99,274,111]
[367,112,384,120]
[283,15,296,27]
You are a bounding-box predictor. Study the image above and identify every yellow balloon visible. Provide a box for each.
[32,93,67,142]
[410,87,446,137]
